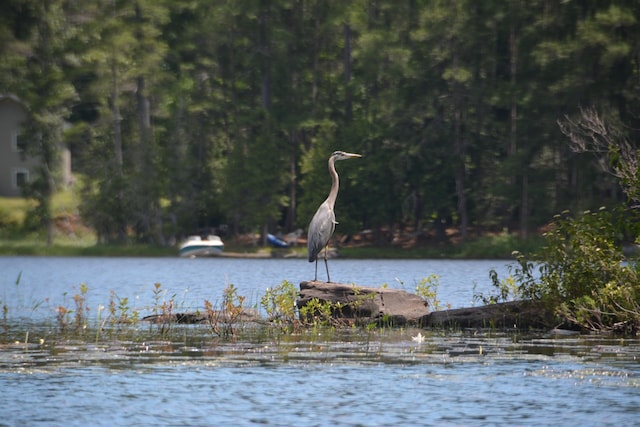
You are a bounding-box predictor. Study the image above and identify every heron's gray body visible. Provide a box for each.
[307,199,336,263]
[307,151,361,282]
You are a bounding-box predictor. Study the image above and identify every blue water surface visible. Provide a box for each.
[1,256,639,426]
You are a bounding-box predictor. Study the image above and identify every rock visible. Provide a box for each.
[142,284,555,332]
[297,282,555,330]
[297,281,431,326]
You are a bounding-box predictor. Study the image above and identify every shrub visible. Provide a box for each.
[260,280,299,331]
[298,297,335,328]
[415,274,442,310]
[506,207,640,333]
[205,284,246,337]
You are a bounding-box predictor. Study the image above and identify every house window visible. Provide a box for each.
[12,130,27,152]
[13,168,29,189]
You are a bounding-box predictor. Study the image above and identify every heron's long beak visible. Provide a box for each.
[345,152,362,158]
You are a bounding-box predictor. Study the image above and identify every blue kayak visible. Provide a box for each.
[267,233,289,248]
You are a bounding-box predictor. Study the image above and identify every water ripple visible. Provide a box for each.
[1,330,640,426]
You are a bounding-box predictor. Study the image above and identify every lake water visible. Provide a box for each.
[1,256,640,426]
[0,256,516,319]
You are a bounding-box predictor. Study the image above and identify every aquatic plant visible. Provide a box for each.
[343,286,377,323]
[474,270,520,305]
[1,301,7,332]
[56,305,70,331]
[95,304,104,343]
[148,283,176,336]
[107,291,139,327]
[74,283,89,329]
[298,297,335,328]
[204,284,246,337]
[260,280,299,331]
[415,274,442,311]
[152,282,163,313]
[56,283,89,333]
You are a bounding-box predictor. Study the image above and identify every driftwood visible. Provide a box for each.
[425,300,554,330]
[141,308,260,324]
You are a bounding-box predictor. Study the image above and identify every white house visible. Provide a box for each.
[0,95,71,197]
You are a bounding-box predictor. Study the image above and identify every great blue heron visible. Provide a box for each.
[308,150,362,282]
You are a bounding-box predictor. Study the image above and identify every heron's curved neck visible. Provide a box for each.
[326,156,339,208]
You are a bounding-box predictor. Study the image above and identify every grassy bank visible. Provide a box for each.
[0,238,177,257]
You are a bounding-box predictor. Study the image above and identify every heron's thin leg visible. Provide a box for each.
[314,259,318,281]
[324,246,331,282]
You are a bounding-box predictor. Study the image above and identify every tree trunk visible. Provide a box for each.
[134,2,163,245]
[448,14,468,242]
[453,93,468,241]
[259,0,271,111]
[110,61,123,174]
[508,20,529,237]
[344,23,352,122]
[520,173,529,237]
[136,74,164,245]
[285,131,297,231]
[311,16,320,115]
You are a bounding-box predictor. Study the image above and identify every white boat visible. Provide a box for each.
[179,235,224,257]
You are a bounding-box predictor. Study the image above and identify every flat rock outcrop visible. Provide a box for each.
[297,281,431,326]
[297,282,554,329]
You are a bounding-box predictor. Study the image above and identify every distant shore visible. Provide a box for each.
[0,233,543,259]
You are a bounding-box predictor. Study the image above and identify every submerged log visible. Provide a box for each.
[141,308,260,324]
[425,300,554,330]
[297,281,431,326]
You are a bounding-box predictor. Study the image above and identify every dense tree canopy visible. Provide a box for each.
[1,0,638,245]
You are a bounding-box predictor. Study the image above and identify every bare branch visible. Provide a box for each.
[558,107,639,203]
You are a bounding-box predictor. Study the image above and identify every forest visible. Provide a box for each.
[1,0,639,246]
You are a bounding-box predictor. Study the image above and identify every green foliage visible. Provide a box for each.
[260,280,299,331]
[56,283,89,333]
[498,207,640,333]
[9,0,79,245]
[0,216,19,237]
[297,287,383,329]
[347,287,377,322]
[3,1,640,244]
[475,270,521,305]
[415,275,442,311]
[536,209,625,301]
[149,282,175,336]
[205,284,246,338]
[298,297,335,329]
[107,291,139,328]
